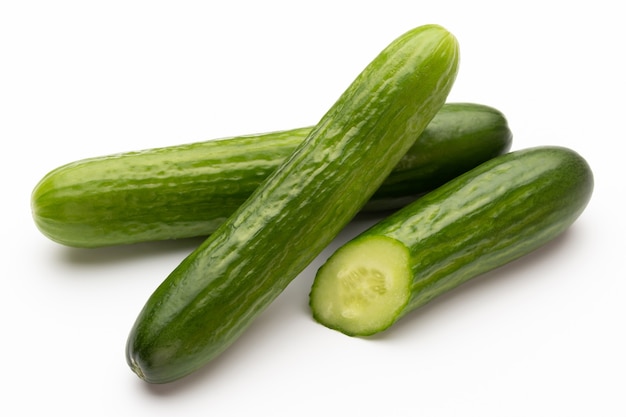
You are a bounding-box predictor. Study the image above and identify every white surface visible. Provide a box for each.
[2,1,624,416]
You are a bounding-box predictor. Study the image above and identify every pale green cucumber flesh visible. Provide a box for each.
[126,24,459,383]
[310,235,412,336]
[310,146,594,337]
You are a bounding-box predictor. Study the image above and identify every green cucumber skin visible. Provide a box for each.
[313,146,594,336]
[366,102,512,210]
[31,103,511,248]
[126,24,459,383]
[31,128,311,248]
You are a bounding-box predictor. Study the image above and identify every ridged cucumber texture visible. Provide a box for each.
[310,146,594,336]
[126,24,460,383]
[31,102,511,248]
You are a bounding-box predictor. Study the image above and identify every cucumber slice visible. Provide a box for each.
[311,236,411,336]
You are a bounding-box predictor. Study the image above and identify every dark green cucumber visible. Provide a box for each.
[363,102,512,211]
[126,24,459,383]
[309,146,594,336]
[31,102,511,248]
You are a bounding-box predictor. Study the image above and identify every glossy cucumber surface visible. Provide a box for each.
[31,103,511,247]
[310,146,594,336]
[126,24,460,383]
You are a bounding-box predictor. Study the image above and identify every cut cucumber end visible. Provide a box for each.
[310,235,412,336]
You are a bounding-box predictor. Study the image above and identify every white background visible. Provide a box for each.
[2,1,624,416]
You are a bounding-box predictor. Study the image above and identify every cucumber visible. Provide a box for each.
[309,146,594,336]
[31,102,511,248]
[126,24,460,383]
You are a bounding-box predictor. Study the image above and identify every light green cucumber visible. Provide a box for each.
[126,24,460,383]
[31,103,511,248]
[310,146,594,336]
